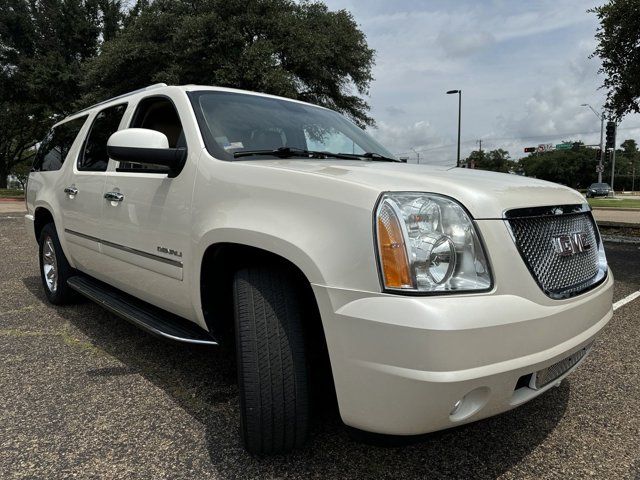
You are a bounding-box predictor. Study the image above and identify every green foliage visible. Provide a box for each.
[0,188,25,198]
[82,0,375,127]
[588,197,640,208]
[0,0,375,188]
[0,0,121,187]
[591,0,640,118]
[518,143,598,189]
[464,149,518,173]
[10,156,33,189]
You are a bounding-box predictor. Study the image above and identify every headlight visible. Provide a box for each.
[375,192,492,293]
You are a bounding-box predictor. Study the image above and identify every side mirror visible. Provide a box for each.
[107,128,187,177]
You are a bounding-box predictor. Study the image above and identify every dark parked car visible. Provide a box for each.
[586,183,612,198]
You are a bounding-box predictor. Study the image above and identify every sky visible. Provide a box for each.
[322,0,640,165]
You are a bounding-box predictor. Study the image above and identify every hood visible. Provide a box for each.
[243,159,586,219]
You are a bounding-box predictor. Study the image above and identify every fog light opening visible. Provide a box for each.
[449,386,491,422]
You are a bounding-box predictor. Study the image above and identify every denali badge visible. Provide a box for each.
[157,246,183,258]
[552,232,591,256]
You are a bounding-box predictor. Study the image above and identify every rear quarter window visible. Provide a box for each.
[32,116,88,172]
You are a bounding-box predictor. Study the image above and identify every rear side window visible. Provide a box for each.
[79,103,127,172]
[32,116,87,172]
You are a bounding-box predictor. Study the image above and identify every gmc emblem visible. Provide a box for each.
[552,232,592,256]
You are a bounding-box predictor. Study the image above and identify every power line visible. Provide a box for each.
[394,124,640,157]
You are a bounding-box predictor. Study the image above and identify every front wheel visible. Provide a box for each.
[38,223,76,305]
[233,266,310,454]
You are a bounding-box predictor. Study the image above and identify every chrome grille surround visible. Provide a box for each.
[505,204,607,299]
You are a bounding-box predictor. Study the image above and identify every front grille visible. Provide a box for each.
[506,205,606,299]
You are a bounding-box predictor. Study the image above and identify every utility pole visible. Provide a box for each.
[608,120,617,195]
[598,114,605,183]
[473,139,483,169]
[581,104,605,183]
[410,147,420,164]
[446,89,462,167]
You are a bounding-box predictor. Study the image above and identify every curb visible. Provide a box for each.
[596,220,640,228]
[0,198,24,203]
[602,235,640,244]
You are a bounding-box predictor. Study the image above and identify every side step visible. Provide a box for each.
[67,275,218,346]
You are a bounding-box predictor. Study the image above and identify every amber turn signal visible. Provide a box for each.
[377,202,413,289]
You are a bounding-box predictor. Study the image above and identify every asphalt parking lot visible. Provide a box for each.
[1,213,639,480]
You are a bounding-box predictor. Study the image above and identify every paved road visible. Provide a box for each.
[1,214,639,479]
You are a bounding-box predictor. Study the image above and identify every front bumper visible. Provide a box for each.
[312,271,613,435]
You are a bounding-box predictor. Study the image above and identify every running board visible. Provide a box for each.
[67,275,218,346]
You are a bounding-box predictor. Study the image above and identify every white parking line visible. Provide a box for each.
[613,290,640,311]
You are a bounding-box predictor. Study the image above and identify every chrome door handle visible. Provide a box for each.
[64,186,78,196]
[104,191,124,202]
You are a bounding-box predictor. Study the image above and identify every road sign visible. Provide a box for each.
[524,147,536,153]
[596,165,604,173]
[537,143,553,152]
[556,143,572,150]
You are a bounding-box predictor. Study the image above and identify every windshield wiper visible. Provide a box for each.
[331,151,402,162]
[234,147,357,160]
[361,152,401,162]
[233,147,401,162]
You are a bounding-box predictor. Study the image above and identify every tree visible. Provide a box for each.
[83,0,375,127]
[591,0,640,118]
[518,143,598,189]
[0,0,122,188]
[9,157,33,190]
[464,148,516,173]
[615,138,639,190]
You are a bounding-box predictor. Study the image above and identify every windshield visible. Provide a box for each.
[590,183,610,188]
[189,91,394,161]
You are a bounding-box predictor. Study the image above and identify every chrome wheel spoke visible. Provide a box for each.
[41,235,58,293]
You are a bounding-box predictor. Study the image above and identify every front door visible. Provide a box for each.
[99,93,197,320]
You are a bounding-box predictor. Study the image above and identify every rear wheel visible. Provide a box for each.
[38,223,76,305]
[233,266,310,454]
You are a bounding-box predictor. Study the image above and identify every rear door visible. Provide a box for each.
[59,103,128,275]
[99,92,198,320]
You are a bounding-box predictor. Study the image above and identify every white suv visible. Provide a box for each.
[25,84,613,454]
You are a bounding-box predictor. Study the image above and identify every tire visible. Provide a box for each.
[233,266,310,454]
[38,223,76,305]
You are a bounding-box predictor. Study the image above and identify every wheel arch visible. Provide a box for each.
[198,240,337,409]
[34,206,55,241]
[198,241,322,340]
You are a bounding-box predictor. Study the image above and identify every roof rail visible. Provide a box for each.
[75,83,168,114]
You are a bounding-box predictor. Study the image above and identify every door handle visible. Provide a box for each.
[104,191,124,202]
[64,186,78,196]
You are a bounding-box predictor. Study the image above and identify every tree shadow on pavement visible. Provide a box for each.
[23,275,570,480]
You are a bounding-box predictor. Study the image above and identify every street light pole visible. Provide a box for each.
[447,89,462,167]
[581,103,605,183]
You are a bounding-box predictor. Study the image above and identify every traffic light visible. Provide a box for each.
[595,148,601,160]
[606,121,616,149]
[524,147,536,153]
[572,142,581,151]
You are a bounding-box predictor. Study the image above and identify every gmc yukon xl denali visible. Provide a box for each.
[25,83,613,454]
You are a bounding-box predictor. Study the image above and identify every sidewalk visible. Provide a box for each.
[0,199,25,214]
[592,208,640,226]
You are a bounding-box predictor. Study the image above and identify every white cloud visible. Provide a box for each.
[323,0,640,162]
